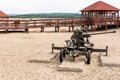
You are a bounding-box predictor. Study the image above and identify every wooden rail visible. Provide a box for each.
[0,18,120,33]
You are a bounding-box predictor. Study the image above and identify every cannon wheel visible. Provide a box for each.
[59,49,65,63]
[86,50,91,64]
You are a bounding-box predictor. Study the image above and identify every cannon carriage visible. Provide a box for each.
[51,27,116,64]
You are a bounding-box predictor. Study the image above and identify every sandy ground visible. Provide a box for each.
[0,27,120,80]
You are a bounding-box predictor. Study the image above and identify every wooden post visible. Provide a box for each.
[41,27,42,32]
[116,11,118,28]
[98,25,100,29]
[91,25,93,30]
[55,19,59,32]
[41,27,44,32]
[58,27,60,32]
[5,17,9,33]
[25,28,28,33]
[105,25,107,31]
[93,25,96,31]
[6,17,9,26]
[105,18,107,31]
[68,26,71,32]
[55,27,57,32]
[43,27,44,32]
[6,27,8,33]
[25,21,29,33]
[93,18,96,31]
[85,12,86,18]
[72,26,74,31]
[55,27,56,32]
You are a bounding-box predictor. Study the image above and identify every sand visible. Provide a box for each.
[0,27,120,80]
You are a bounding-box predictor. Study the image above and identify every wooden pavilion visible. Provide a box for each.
[81,1,120,31]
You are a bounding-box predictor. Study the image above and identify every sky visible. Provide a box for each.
[0,0,120,14]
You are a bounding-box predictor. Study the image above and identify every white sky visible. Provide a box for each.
[0,0,120,14]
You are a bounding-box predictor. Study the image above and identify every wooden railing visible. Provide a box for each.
[28,18,88,28]
[89,18,119,25]
[0,17,120,32]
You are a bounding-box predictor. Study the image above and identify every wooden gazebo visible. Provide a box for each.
[81,1,120,31]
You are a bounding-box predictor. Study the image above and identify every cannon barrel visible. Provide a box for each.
[83,31,116,37]
[88,31,116,35]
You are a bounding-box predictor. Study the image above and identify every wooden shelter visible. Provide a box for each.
[81,1,120,31]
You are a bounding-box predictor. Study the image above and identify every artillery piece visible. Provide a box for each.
[51,27,116,64]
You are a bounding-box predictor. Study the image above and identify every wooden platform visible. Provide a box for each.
[100,55,120,67]
[57,61,84,72]
[29,52,58,63]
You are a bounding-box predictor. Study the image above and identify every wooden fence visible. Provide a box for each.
[0,18,120,32]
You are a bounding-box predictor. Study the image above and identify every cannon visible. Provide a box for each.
[51,27,116,64]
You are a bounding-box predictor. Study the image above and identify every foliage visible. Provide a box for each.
[9,13,81,18]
